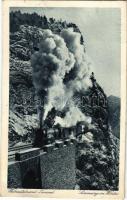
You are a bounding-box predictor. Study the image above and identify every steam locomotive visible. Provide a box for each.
[33,121,87,147]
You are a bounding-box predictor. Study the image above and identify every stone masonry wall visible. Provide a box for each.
[8,140,76,189]
[8,161,22,188]
[40,141,76,189]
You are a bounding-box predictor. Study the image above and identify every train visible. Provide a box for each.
[33,121,88,147]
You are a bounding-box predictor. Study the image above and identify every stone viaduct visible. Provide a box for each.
[8,139,76,189]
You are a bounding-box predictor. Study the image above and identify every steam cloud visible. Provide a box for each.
[31,28,92,127]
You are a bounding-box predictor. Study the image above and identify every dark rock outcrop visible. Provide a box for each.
[108,95,120,138]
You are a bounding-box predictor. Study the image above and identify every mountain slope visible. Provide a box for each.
[108,95,120,138]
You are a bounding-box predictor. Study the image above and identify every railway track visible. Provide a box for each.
[8,143,33,161]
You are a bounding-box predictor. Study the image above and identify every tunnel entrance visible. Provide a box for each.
[22,169,41,189]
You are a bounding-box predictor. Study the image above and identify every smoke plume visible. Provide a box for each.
[31,28,92,127]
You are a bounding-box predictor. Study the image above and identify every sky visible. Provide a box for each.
[11,7,121,97]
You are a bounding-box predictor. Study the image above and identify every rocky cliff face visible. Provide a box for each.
[9,25,43,146]
[9,11,119,190]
